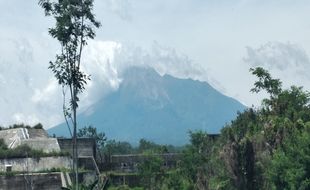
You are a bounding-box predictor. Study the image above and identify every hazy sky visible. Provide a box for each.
[1,0,310,128]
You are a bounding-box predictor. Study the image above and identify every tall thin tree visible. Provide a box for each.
[38,0,101,188]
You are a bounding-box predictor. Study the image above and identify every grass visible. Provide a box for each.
[0,167,70,176]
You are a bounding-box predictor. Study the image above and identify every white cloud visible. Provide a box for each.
[31,79,59,103]
[79,40,206,110]
[0,37,62,128]
[148,42,205,80]
[79,41,123,109]
[244,41,310,90]
[0,37,204,128]
[244,42,310,71]
[12,113,40,125]
[99,0,132,21]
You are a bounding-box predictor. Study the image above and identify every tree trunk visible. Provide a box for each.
[73,87,78,190]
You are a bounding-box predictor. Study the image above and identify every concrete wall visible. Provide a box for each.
[20,138,60,153]
[27,128,48,139]
[0,173,63,190]
[110,153,181,172]
[57,138,96,158]
[0,157,71,172]
[109,174,141,187]
[0,128,28,148]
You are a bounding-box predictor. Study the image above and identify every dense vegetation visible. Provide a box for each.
[104,67,310,190]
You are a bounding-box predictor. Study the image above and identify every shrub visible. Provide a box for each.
[0,144,70,159]
[33,123,43,129]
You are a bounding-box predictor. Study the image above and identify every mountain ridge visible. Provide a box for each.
[48,67,246,145]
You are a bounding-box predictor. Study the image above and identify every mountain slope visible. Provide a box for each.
[48,67,246,145]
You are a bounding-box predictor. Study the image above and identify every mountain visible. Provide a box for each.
[48,67,246,145]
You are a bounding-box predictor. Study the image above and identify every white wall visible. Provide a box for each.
[0,157,72,172]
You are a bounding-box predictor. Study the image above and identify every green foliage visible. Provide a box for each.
[38,0,100,97]
[108,186,143,190]
[103,140,134,156]
[178,131,216,189]
[33,123,43,129]
[138,139,170,154]
[102,139,182,158]
[138,152,165,190]
[266,123,310,190]
[0,167,69,176]
[250,67,282,96]
[0,171,19,176]
[10,123,31,129]
[0,123,45,131]
[0,139,8,150]
[205,67,310,190]
[161,170,192,190]
[0,143,69,159]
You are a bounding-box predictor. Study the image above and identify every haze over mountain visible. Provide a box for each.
[48,67,246,145]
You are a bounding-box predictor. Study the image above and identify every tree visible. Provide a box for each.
[250,67,283,115]
[103,140,133,155]
[38,0,101,188]
[138,139,168,153]
[273,127,310,190]
[179,131,217,190]
[250,67,282,97]
[161,170,186,190]
[138,152,164,190]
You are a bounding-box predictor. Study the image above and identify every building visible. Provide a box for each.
[109,153,181,173]
[0,127,99,189]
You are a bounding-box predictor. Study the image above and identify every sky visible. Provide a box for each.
[1,0,310,128]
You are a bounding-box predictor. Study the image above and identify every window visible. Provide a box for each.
[5,165,12,172]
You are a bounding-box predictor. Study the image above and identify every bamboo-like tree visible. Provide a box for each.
[38,0,101,188]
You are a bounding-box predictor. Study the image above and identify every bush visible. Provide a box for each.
[0,139,8,150]
[33,123,43,129]
[0,144,70,159]
[1,123,44,130]
[9,124,31,129]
